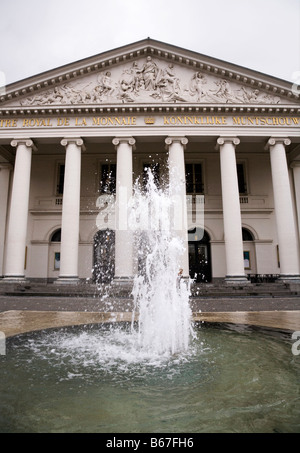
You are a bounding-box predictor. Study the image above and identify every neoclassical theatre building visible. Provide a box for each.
[0,38,300,285]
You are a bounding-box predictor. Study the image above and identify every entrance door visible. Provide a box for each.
[188,229,211,282]
[93,229,115,283]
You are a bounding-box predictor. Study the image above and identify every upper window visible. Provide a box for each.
[100,163,116,194]
[56,163,65,195]
[186,163,204,194]
[237,163,247,194]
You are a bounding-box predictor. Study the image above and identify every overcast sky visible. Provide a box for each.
[0,0,299,88]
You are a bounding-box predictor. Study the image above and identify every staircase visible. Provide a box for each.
[190,281,300,299]
[0,279,299,299]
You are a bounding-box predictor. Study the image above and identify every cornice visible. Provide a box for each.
[1,103,300,116]
[0,39,299,108]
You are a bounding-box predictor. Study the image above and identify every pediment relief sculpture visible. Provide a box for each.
[17,56,283,107]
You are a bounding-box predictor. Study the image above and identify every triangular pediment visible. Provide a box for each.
[1,39,299,111]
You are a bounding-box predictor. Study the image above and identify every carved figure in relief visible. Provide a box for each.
[237,87,260,103]
[130,61,144,92]
[151,63,179,100]
[117,71,135,102]
[153,63,182,101]
[21,86,67,105]
[235,86,280,104]
[189,72,207,101]
[45,87,65,103]
[139,56,159,90]
[56,85,70,103]
[261,93,281,104]
[208,79,236,103]
[115,63,142,101]
[20,93,47,106]
[16,58,283,106]
[73,82,94,103]
[161,64,180,92]
[97,71,114,100]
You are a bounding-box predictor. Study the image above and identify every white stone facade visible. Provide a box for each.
[0,39,299,284]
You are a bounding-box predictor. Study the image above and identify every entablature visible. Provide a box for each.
[1,103,300,117]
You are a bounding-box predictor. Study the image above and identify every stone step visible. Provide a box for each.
[0,281,299,299]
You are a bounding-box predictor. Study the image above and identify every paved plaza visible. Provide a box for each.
[0,282,299,337]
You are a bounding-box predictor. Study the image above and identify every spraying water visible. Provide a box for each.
[129,170,194,356]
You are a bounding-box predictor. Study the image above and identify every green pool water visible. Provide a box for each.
[0,323,299,433]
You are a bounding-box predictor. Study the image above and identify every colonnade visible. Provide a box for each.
[1,135,299,283]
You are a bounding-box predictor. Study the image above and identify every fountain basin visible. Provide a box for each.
[1,309,300,338]
[0,321,299,433]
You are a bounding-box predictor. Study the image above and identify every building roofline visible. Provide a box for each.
[1,37,296,91]
[0,38,298,108]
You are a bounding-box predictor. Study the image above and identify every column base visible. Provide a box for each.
[111,277,134,297]
[278,274,300,283]
[1,275,27,283]
[113,276,134,284]
[54,276,80,285]
[224,275,250,285]
[112,277,134,292]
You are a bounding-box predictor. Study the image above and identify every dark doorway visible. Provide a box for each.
[188,228,212,283]
[93,229,115,284]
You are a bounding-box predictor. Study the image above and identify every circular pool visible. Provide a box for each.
[0,322,299,433]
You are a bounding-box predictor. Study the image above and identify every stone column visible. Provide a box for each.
[165,136,189,277]
[4,139,36,280]
[112,137,135,281]
[57,138,84,284]
[291,161,300,240]
[267,137,300,279]
[217,137,248,283]
[0,164,12,277]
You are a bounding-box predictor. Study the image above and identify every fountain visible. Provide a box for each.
[0,170,300,433]
[129,169,194,356]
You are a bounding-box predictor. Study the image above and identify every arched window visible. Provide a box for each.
[50,229,61,242]
[242,228,254,241]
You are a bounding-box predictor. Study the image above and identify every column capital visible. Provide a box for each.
[60,137,86,151]
[112,137,136,149]
[216,136,240,149]
[165,136,188,149]
[10,138,37,152]
[265,137,291,149]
